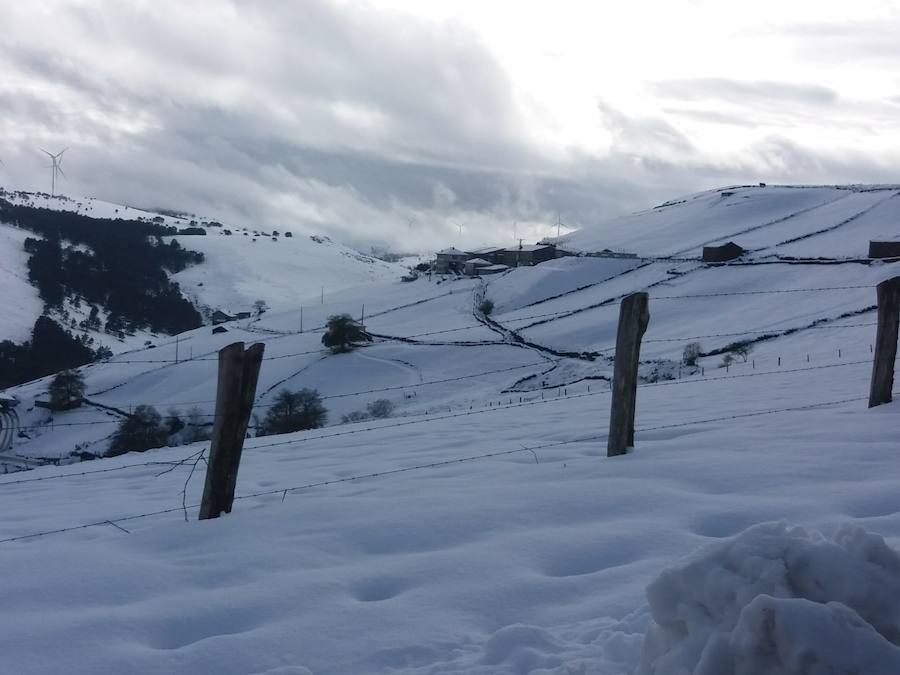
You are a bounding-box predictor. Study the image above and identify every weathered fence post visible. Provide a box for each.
[869,276,900,408]
[199,341,265,520]
[607,292,649,457]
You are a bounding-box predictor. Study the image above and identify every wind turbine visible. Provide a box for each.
[40,147,68,196]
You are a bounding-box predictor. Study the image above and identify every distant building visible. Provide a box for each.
[502,244,556,268]
[464,258,492,275]
[702,242,745,263]
[435,247,469,274]
[869,241,900,259]
[465,246,506,265]
[211,309,252,325]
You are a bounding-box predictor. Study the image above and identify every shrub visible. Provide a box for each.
[260,389,327,436]
[322,314,372,354]
[682,342,703,366]
[108,405,168,457]
[48,369,85,409]
[479,299,494,315]
[367,399,394,418]
[732,343,753,362]
[720,354,734,368]
[183,406,211,443]
[341,410,370,424]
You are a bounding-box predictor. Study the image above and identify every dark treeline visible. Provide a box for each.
[0,316,109,389]
[1,199,204,335]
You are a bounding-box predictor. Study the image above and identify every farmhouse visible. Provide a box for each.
[434,247,469,274]
[502,244,556,268]
[211,309,252,325]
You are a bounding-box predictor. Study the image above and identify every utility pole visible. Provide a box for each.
[321,287,324,305]
[300,306,303,333]
[175,335,180,364]
[361,303,365,323]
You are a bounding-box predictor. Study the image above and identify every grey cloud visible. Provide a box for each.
[0,1,897,253]
[650,79,838,106]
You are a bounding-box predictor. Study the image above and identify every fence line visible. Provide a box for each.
[3,355,885,437]
[2,386,892,545]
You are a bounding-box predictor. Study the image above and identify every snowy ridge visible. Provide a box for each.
[2,184,900,673]
[0,187,406,348]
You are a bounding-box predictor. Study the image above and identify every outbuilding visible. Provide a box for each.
[869,240,900,259]
[502,244,556,267]
[702,242,745,263]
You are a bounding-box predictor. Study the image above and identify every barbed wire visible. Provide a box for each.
[2,386,891,545]
[0,434,602,544]
[1,354,882,436]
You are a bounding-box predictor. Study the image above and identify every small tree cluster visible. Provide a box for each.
[259,389,327,436]
[108,405,168,457]
[48,369,85,409]
[322,314,372,354]
[682,342,703,367]
[479,298,494,315]
[340,399,395,424]
[107,404,212,456]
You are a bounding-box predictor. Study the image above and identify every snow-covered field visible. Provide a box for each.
[1,183,900,673]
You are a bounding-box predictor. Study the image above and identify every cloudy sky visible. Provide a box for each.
[1,0,898,250]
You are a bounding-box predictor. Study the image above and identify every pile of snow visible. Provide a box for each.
[639,521,900,674]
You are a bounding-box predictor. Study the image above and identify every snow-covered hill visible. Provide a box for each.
[562,183,900,258]
[2,184,899,674]
[0,221,42,343]
[0,188,405,348]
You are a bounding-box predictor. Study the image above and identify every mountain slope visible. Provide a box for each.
[563,183,900,258]
[0,188,405,351]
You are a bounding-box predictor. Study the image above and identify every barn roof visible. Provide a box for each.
[436,247,467,256]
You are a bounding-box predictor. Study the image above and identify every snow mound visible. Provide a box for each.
[638,521,900,674]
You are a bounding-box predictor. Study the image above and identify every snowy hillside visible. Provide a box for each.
[563,183,900,258]
[2,184,899,673]
[0,188,405,348]
[170,232,402,315]
[0,221,42,342]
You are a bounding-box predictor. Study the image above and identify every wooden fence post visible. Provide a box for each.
[199,341,265,520]
[607,292,649,457]
[869,276,900,408]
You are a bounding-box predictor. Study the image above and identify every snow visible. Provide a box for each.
[0,188,407,348]
[638,522,900,674]
[170,233,404,315]
[1,183,899,673]
[0,221,43,342]
[566,184,900,258]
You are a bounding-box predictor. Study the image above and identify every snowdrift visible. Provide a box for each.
[639,521,900,674]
